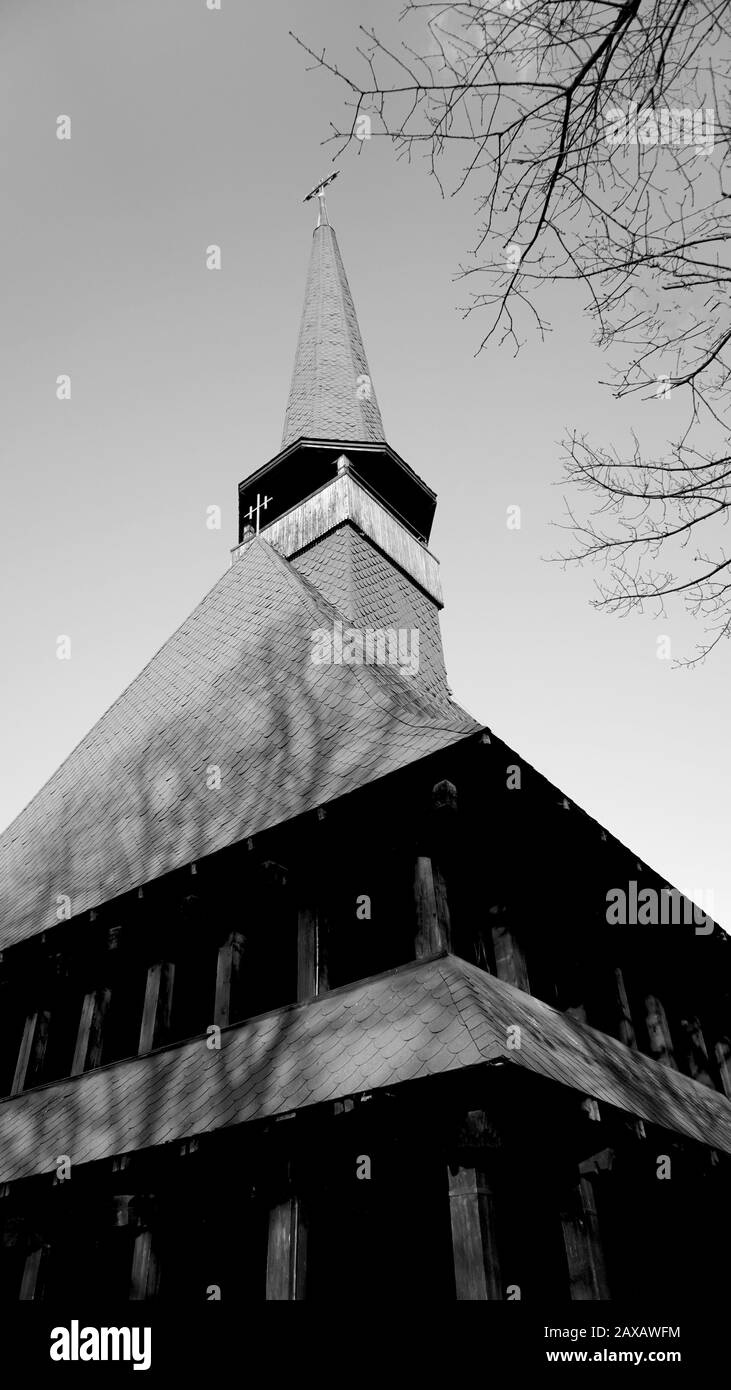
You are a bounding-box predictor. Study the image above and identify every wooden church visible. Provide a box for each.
[0,184,729,1303]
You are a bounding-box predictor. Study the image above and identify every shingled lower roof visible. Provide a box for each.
[292,525,452,709]
[0,539,477,952]
[0,954,728,1184]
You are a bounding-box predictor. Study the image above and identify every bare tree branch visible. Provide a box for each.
[293,1,731,662]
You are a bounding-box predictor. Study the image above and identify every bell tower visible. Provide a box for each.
[233,180,452,707]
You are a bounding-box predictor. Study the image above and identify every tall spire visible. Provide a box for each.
[281,188,385,449]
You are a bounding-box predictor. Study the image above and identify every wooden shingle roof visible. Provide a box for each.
[292,525,453,708]
[281,222,385,448]
[0,954,728,1185]
[0,539,477,953]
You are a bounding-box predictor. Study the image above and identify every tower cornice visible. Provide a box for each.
[233,468,444,608]
[238,437,437,546]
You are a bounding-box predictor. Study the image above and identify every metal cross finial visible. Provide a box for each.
[303,170,339,227]
[245,492,273,534]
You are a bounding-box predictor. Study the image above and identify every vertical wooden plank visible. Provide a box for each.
[11,1012,38,1095]
[138,965,161,1054]
[19,1243,47,1301]
[214,936,233,1027]
[73,922,119,1074]
[448,1109,502,1301]
[129,1228,160,1301]
[86,987,112,1070]
[414,857,450,956]
[266,1199,291,1301]
[561,1170,611,1301]
[155,962,174,1045]
[644,994,678,1069]
[679,1016,714,1089]
[138,961,175,1053]
[265,1196,307,1300]
[432,861,451,945]
[297,909,318,1000]
[492,923,530,993]
[29,1008,51,1082]
[71,992,97,1076]
[448,1160,502,1300]
[414,781,456,958]
[316,913,329,995]
[296,894,327,1001]
[613,967,636,1048]
[561,1195,593,1300]
[291,1195,308,1302]
[214,931,244,1027]
[14,1007,52,1091]
[714,1037,731,1097]
[579,1173,611,1300]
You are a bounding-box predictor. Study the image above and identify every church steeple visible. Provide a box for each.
[238,189,437,551]
[281,181,384,448]
[233,191,452,704]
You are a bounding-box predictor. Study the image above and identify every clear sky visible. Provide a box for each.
[1,0,728,928]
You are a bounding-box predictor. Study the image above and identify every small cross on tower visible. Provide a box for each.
[245,492,273,534]
[303,170,339,228]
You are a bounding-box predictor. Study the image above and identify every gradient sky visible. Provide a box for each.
[1,0,728,928]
